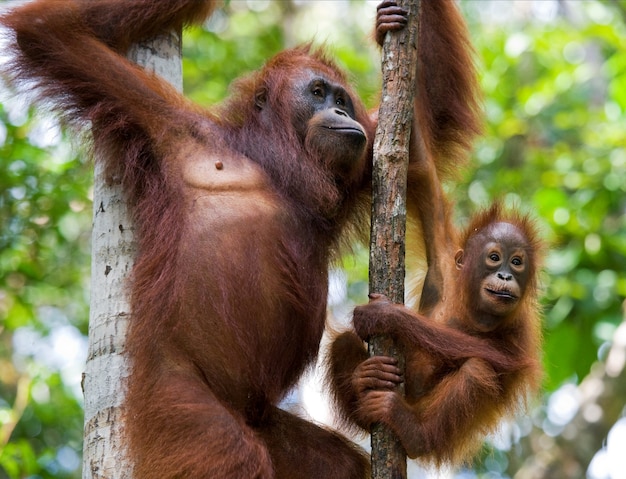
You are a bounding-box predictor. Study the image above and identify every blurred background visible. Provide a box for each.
[0,0,625,477]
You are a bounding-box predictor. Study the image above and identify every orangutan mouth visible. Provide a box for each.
[486,288,517,301]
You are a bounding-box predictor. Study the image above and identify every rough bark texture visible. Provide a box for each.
[368,1,420,478]
[81,32,182,479]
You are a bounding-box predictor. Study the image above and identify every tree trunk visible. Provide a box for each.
[368,1,420,478]
[81,32,182,479]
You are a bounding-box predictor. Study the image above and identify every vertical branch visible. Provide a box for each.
[82,31,182,479]
[368,1,420,478]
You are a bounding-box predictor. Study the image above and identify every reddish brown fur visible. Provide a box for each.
[2,0,482,477]
[329,210,544,466]
[329,154,544,466]
[329,3,541,468]
[413,0,483,180]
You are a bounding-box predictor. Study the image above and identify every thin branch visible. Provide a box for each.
[368,1,420,478]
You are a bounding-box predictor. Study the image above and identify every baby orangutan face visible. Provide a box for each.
[456,222,531,331]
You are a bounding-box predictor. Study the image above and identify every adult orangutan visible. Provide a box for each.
[328,78,544,466]
[1,0,481,477]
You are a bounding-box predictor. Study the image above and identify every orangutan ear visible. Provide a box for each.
[254,86,267,110]
[455,249,465,270]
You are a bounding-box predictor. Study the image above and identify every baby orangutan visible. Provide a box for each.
[329,207,543,465]
[329,136,544,466]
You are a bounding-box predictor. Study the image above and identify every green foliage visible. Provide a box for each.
[0,100,90,477]
[182,3,285,105]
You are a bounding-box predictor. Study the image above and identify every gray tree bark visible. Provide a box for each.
[82,32,182,479]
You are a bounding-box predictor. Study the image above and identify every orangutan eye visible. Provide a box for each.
[489,253,500,262]
[336,96,345,107]
[512,257,523,266]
